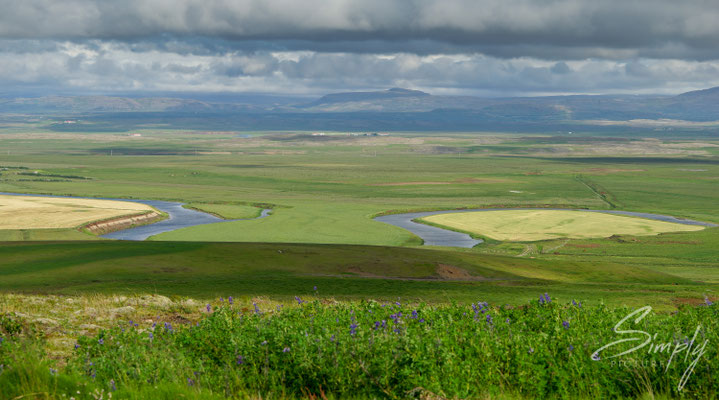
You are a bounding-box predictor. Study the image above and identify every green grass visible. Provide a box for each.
[0,241,714,309]
[183,203,263,219]
[0,129,717,398]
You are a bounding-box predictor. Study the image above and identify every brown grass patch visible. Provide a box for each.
[672,297,712,306]
[436,264,484,281]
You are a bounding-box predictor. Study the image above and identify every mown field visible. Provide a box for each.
[0,126,717,398]
[420,209,705,242]
[0,194,153,229]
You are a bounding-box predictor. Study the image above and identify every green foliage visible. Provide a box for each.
[17,298,708,399]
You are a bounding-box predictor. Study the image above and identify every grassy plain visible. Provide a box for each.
[421,209,704,241]
[0,125,718,398]
[0,194,153,229]
[1,240,711,309]
[0,127,716,307]
[184,203,262,219]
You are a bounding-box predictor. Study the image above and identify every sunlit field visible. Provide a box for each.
[0,194,153,229]
[421,209,704,241]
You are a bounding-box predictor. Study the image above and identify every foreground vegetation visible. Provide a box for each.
[1,293,716,399]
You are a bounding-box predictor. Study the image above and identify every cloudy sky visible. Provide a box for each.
[3,0,719,97]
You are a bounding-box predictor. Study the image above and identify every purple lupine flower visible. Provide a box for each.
[528,347,534,354]
[220,297,224,302]
[98,338,104,345]
[295,296,303,305]
[236,355,245,365]
[539,295,545,305]
[49,368,57,375]
[254,303,261,314]
[568,345,574,352]
[704,296,713,306]
[0,337,3,344]
[261,340,268,345]
[411,310,418,319]
[545,293,551,303]
[282,347,291,353]
[313,286,317,291]
[74,343,80,349]
[164,322,173,331]
[228,296,234,305]
[419,318,425,323]
[485,314,493,325]
[395,301,401,306]
[505,318,511,324]
[350,323,358,336]
[206,304,212,312]
[187,378,195,386]
[330,335,336,342]
[562,320,570,330]
[110,379,116,391]
[128,320,133,325]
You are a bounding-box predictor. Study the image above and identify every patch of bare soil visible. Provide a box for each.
[436,264,483,281]
[672,297,715,306]
[83,211,163,235]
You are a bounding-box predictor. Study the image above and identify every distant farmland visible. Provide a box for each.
[0,194,154,229]
[421,209,705,242]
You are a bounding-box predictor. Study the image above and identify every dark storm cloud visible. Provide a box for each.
[2,0,719,96]
[1,0,719,60]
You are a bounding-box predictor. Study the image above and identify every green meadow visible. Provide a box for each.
[0,129,717,306]
[0,128,717,398]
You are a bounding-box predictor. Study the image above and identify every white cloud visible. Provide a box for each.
[2,41,719,96]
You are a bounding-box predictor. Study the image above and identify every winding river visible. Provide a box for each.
[2,191,714,246]
[374,208,717,248]
[0,192,270,241]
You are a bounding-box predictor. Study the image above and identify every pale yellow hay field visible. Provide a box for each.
[0,194,154,229]
[421,210,704,242]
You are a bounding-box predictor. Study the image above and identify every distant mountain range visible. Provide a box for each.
[2,87,718,133]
